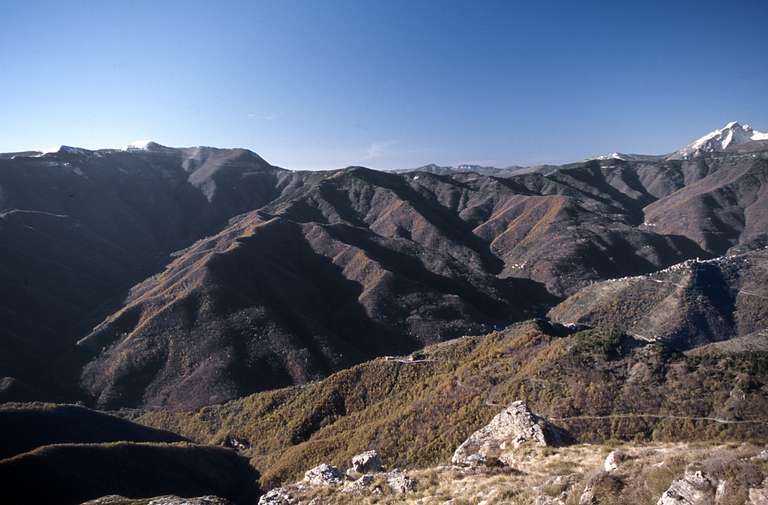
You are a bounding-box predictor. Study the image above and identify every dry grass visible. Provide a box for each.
[263,442,766,505]
[132,320,768,490]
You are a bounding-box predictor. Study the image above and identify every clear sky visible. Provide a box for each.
[2,0,767,170]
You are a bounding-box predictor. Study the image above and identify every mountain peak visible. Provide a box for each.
[56,145,92,155]
[675,121,768,158]
[125,140,168,151]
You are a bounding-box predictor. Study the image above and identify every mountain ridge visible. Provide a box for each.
[1,123,767,409]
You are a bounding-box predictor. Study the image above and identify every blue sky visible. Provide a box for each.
[1,0,767,169]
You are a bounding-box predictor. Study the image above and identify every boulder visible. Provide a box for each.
[451,400,569,467]
[342,474,375,493]
[351,450,383,473]
[657,470,718,505]
[385,469,416,494]
[257,488,297,505]
[603,450,624,472]
[303,463,346,486]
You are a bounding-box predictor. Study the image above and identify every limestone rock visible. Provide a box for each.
[534,496,566,505]
[451,400,569,467]
[603,450,624,472]
[304,463,346,486]
[385,469,416,494]
[657,470,718,505]
[351,450,383,473]
[750,479,768,505]
[258,488,298,505]
[342,474,375,493]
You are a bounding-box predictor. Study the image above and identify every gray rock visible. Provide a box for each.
[351,450,383,473]
[385,469,416,494]
[451,400,567,467]
[749,479,768,505]
[603,450,624,472]
[304,463,346,486]
[657,470,718,505]
[258,488,297,505]
[342,474,375,493]
[579,480,597,505]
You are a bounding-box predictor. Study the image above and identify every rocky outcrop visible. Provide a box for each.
[341,474,374,493]
[451,400,570,467]
[750,479,768,505]
[262,451,417,502]
[657,469,719,505]
[351,450,383,474]
[603,450,624,472]
[384,469,416,494]
[303,463,346,486]
[257,488,297,505]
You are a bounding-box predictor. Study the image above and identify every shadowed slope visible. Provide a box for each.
[78,210,555,409]
[0,402,185,460]
[0,147,292,397]
[0,442,260,505]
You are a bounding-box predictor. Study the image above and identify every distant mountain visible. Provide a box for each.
[671,121,768,159]
[0,124,767,410]
[0,143,295,399]
[394,163,536,177]
[592,152,666,162]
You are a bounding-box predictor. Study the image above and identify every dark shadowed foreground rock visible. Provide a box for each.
[452,400,571,467]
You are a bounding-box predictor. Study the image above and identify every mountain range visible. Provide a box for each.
[1,121,768,504]
[1,121,767,410]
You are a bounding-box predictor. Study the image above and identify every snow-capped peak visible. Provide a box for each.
[676,121,768,157]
